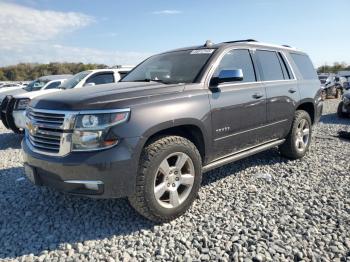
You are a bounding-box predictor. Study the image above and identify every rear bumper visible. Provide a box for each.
[22,136,141,198]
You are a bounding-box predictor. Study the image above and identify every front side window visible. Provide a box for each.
[213,49,256,83]
[86,73,114,85]
[256,50,285,81]
[122,49,215,84]
[45,81,61,90]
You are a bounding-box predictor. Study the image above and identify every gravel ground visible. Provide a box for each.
[0,99,349,262]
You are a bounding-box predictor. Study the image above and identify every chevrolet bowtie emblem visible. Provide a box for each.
[27,122,38,135]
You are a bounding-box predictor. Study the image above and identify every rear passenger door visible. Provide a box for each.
[255,50,299,140]
[209,49,267,159]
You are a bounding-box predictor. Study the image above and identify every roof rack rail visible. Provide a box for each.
[282,44,292,48]
[223,39,258,44]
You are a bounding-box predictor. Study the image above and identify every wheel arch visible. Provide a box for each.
[137,119,209,164]
[296,99,315,124]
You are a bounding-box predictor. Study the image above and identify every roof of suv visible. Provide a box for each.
[167,39,302,54]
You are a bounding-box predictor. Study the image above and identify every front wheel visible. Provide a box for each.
[128,136,202,222]
[279,110,312,159]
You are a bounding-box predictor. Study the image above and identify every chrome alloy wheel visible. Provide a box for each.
[153,152,195,209]
[295,119,310,152]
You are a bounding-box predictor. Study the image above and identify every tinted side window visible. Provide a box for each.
[278,53,294,79]
[214,49,256,83]
[256,50,284,81]
[290,53,317,80]
[45,81,61,89]
[86,73,114,85]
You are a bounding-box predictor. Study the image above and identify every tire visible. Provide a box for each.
[337,102,349,118]
[279,110,312,160]
[128,136,202,222]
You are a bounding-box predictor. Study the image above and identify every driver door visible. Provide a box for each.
[209,49,268,159]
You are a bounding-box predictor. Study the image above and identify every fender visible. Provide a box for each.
[133,117,211,164]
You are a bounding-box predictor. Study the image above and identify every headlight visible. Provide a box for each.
[15,99,30,110]
[343,96,350,104]
[72,109,130,151]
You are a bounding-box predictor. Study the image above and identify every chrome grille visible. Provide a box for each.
[25,108,74,156]
[27,110,65,129]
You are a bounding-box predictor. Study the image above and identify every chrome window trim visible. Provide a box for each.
[205,47,258,87]
[205,47,298,88]
[254,48,296,82]
[279,51,297,80]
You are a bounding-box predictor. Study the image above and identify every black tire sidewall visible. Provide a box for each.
[142,140,202,219]
[289,111,312,158]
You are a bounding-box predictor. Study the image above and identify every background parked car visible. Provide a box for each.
[0,75,72,106]
[337,90,350,118]
[319,74,344,99]
[1,67,133,134]
[0,75,70,133]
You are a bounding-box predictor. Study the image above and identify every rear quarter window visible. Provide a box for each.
[290,53,317,80]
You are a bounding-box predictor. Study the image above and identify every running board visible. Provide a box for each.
[202,139,285,172]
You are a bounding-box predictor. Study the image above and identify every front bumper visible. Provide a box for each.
[22,136,141,198]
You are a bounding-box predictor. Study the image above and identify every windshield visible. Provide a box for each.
[59,71,90,89]
[24,79,49,91]
[122,49,216,84]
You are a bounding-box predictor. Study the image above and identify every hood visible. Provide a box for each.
[30,82,186,110]
[14,89,60,100]
[0,86,22,93]
[0,88,27,101]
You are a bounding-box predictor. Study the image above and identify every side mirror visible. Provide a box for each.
[84,82,95,87]
[211,69,243,86]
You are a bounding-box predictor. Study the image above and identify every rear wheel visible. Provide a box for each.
[128,136,202,222]
[279,110,312,159]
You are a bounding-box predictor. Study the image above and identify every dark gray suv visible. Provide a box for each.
[22,40,323,222]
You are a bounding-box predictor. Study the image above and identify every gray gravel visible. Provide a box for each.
[0,99,349,261]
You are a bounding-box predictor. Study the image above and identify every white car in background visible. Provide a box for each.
[2,67,133,134]
[0,75,73,105]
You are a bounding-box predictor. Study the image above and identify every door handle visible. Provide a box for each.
[252,93,263,99]
[288,88,297,93]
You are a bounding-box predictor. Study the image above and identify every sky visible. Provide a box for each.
[0,0,349,67]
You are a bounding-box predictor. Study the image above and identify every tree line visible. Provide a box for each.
[0,63,108,81]
[317,62,350,74]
